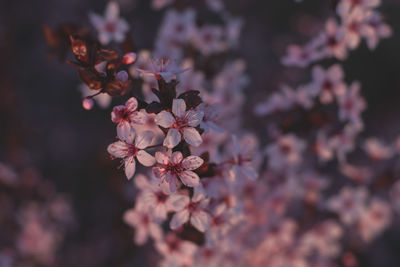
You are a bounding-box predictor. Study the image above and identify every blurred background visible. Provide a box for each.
[1,0,400,266]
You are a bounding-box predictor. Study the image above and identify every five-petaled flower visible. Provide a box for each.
[107,129,156,179]
[152,151,204,193]
[89,1,129,45]
[169,187,211,232]
[111,97,147,140]
[155,99,204,148]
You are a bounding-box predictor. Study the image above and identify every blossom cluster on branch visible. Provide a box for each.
[43,0,399,266]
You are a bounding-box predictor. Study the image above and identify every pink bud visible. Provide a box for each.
[116,70,129,82]
[82,97,94,110]
[121,52,137,65]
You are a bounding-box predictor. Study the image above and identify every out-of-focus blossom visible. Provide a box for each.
[89,1,129,45]
[169,187,211,232]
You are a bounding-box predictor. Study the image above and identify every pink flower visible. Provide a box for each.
[326,186,368,225]
[155,233,197,261]
[111,97,147,140]
[169,188,211,232]
[137,58,189,82]
[363,138,394,161]
[321,19,348,60]
[107,130,155,179]
[337,0,381,17]
[134,174,174,220]
[89,1,129,45]
[190,25,225,55]
[358,198,391,242]
[155,99,204,148]
[228,135,259,181]
[123,206,163,245]
[309,64,347,104]
[338,82,366,124]
[364,11,392,50]
[266,134,306,171]
[152,151,204,193]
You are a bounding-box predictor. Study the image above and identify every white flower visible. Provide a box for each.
[89,1,129,45]
[155,99,204,148]
[107,129,155,179]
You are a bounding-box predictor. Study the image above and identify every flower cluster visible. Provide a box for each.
[0,162,74,266]
[44,0,400,266]
[282,0,391,67]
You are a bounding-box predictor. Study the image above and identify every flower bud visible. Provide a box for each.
[121,52,137,65]
[82,97,94,110]
[116,70,129,82]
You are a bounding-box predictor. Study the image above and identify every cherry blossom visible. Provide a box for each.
[326,186,368,225]
[155,99,204,148]
[123,205,163,245]
[309,64,347,104]
[111,97,147,140]
[107,129,155,179]
[89,1,129,45]
[152,151,204,193]
[169,188,211,232]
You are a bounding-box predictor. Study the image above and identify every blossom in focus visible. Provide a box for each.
[152,151,203,193]
[111,97,147,140]
[155,99,204,148]
[89,1,129,45]
[107,129,155,179]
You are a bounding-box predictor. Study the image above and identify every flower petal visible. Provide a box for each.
[179,171,200,187]
[186,110,204,127]
[130,110,147,125]
[172,99,186,118]
[190,211,210,232]
[164,128,181,148]
[117,121,134,143]
[107,141,128,158]
[155,111,175,128]
[124,156,136,179]
[170,210,189,230]
[155,151,170,165]
[137,150,156,167]
[125,97,138,111]
[170,152,183,165]
[105,1,119,20]
[169,194,190,211]
[182,156,204,170]
[183,127,202,147]
[135,131,154,149]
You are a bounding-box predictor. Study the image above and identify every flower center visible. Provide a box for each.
[173,117,188,130]
[127,145,138,157]
[105,22,116,32]
[187,202,198,212]
[165,164,183,175]
[156,192,168,203]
